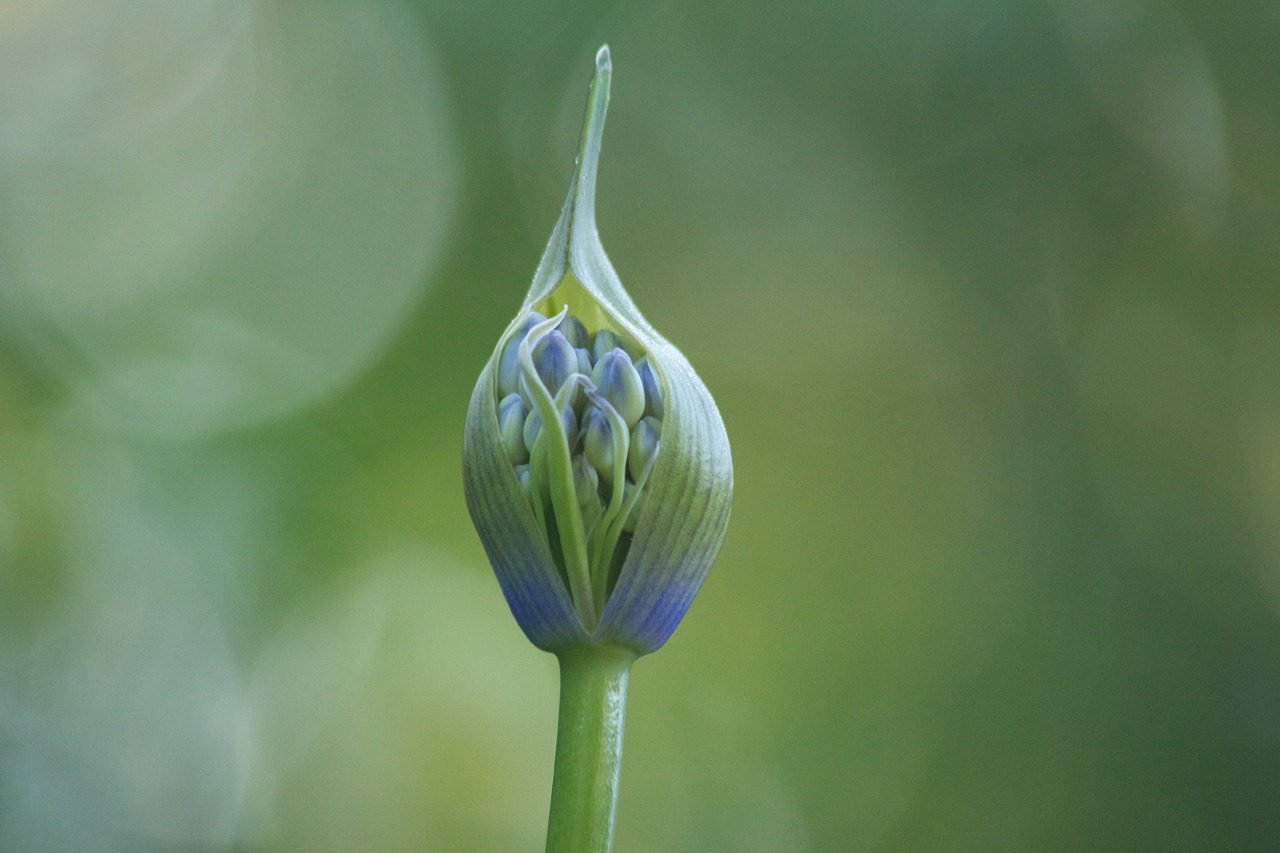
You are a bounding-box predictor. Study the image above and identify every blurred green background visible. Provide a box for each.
[2,1,1279,850]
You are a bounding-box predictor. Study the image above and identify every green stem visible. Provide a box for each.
[545,645,636,853]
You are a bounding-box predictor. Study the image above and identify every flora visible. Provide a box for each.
[463,47,731,852]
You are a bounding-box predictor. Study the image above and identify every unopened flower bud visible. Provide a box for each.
[591,329,625,364]
[557,315,590,350]
[498,393,529,464]
[581,404,618,482]
[635,356,664,419]
[524,402,578,456]
[498,311,547,398]
[530,330,577,398]
[628,415,661,481]
[463,48,732,655]
[591,349,645,429]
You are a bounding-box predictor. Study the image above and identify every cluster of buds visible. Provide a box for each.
[464,47,731,656]
[493,306,666,627]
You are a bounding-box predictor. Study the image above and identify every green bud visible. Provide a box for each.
[628,415,661,482]
[581,404,619,483]
[463,47,732,654]
[497,392,529,465]
[591,329,625,365]
[498,311,547,398]
[524,401,578,457]
[591,348,645,429]
[557,314,590,350]
[635,355,664,419]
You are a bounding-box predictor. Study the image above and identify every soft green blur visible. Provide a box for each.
[2,2,1278,850]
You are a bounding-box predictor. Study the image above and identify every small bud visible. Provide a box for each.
[498,311,547,398]
[524,401,578,456]
[591,329,625,364]
[581,404,618,482]
[635,356,664,419]
[591,349,645,429]
[530,330,577,397]
[498,393,530,464]
[628,415,661,481]
[557,314,590,349]
[575,347,593,377]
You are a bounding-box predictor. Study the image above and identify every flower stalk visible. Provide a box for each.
[545,646,635,853]
[462,44,732,852]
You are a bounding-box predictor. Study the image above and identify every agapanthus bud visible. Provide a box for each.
[591,349,645,429]
[498,311,547,398]
[635,355,664,419]
[557,314,590,350]
[591,329,626,365]
[530,329,577,398]
[628,415,661,481]
[498,393,529,465]
[463,47,732,655]
[581,404,618,483]
[523,401,578,456]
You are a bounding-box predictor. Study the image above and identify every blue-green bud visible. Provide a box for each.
[591,348,645,429]
[575,347,593,377]
[524,401,578,456]
[628,415,661,481]
[497,311,547,398]
[581,404,618,483]
[498,393,529,464]
[463,47,732,655]
[635,355,664,419]
[557,314,590,349]
[591,329,625,365]
[530,329,577,398]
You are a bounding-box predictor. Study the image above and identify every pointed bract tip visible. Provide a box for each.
[595,45,611,73]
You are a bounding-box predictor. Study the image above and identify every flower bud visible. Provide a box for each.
[575,347,593,377]
[628,415,661,481]
[530,329,577,398]
[497,311,547,398]
[591,348,645,429]
[591,329,626,365]
[463,47,732,655]
[524,401,578,456]
[581,404,619,483]
[635,356,664,419]
[557,314,590,350]
[498,393,529,464]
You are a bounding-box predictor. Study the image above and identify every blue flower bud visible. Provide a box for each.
[463,48,732,655]
[635,355,664,419]
[530,329,577,398]
[575,347,593,377]
[591,329,627,364]
[498,393,530,464]
[557,314,590,350]
[581,404,619,483]
[497,311,547,398]
[590,349,645,429]
[524,401,578,456]
[628,415,661,481]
